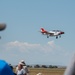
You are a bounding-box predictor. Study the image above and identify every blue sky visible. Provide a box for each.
[0,0,75,66]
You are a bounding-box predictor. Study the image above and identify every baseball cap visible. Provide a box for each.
[19,62,24,66]
[21,60,25,63]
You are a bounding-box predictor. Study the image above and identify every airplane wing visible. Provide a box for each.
[48,32,54,36]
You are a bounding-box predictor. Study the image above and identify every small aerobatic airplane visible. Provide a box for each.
[40,28,65,39]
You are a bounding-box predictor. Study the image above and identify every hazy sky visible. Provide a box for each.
[0,0,75,66]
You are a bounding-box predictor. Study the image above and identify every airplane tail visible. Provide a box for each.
[40,28,48,34]
[41,28,46,32]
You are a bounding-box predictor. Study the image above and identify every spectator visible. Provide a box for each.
[20,60,29,75]
[16,62,26,75]
[0,60,14,75]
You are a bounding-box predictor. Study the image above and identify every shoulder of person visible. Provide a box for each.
[22,69,26,74]
[23,66,27,68]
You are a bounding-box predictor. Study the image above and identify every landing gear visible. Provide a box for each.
[56,36,58,39]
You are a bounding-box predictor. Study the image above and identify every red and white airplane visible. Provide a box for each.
[40,28,65,39]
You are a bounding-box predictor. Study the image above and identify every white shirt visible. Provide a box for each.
[17,69,25,75]
[23,66,29,73]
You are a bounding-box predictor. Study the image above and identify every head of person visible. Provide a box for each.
[20,60,26,66]
[18,62,24,70]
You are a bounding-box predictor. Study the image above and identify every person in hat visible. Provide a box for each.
[20,60,29,75]
[16,62,26,75]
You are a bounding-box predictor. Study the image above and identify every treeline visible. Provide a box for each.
[27,64,58,68]
[9,64,66,69]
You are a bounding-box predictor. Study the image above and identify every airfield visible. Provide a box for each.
[29,68,65,75]
[13,68,65,75]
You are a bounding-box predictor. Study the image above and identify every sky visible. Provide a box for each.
[0,0,75,66]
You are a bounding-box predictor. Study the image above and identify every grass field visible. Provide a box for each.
[28,68,65,75]
[14,68,66,75]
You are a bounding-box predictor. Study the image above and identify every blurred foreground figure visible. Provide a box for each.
[36,73,42,75]
[0,23,6,39]
[64,54,75,75]
[0,23,6,31]
[0,60,14,75]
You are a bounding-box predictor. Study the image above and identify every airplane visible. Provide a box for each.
[0,23,6,39]
[40,28,65,39]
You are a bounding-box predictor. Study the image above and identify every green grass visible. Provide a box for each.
[25,68,65,75]
[13,68,65,75]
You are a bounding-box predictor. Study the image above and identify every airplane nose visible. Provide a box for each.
[61,32,65,34]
